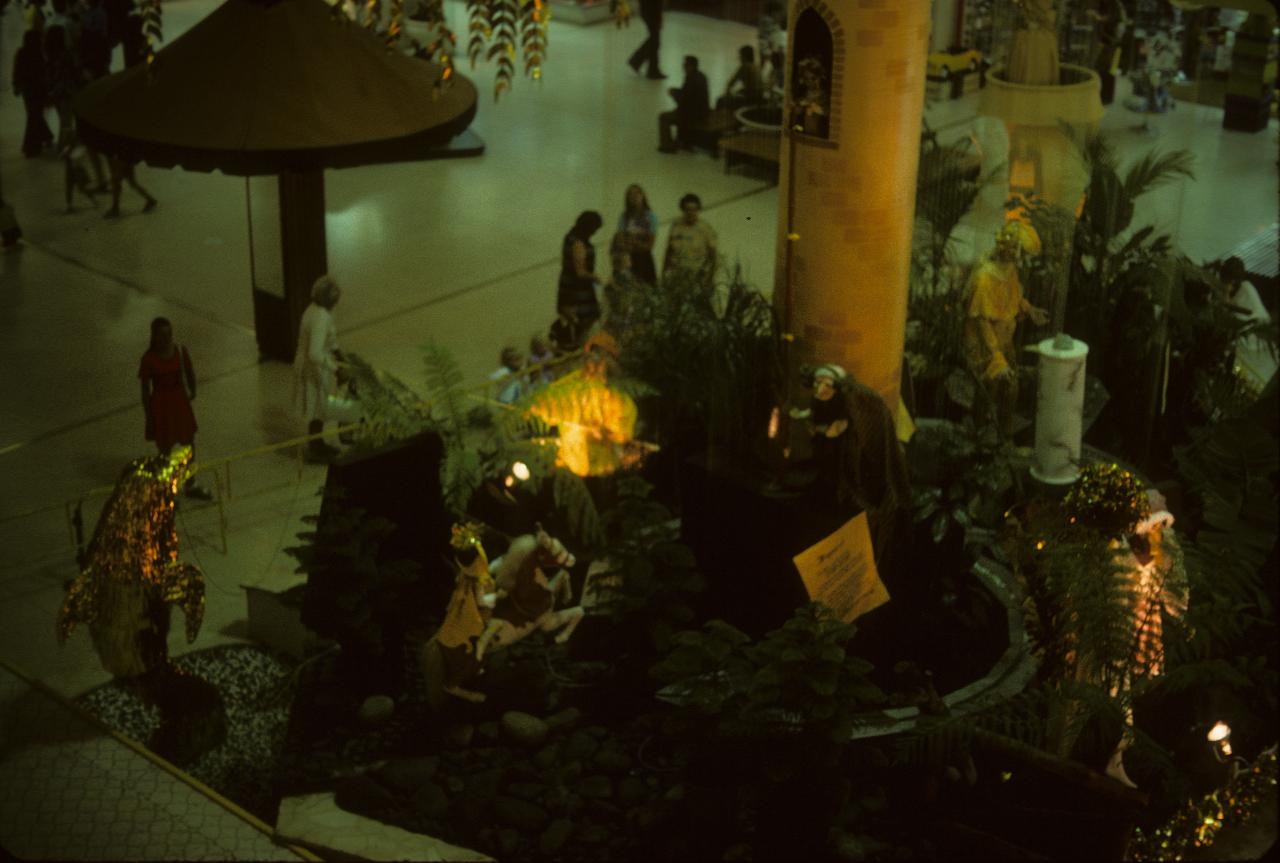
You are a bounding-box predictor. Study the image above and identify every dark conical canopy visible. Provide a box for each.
[75,0,478,175]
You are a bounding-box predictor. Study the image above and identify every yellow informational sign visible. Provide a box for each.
[791,513,890,623]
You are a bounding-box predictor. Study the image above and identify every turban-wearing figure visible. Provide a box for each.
[964,220,1048,435]
[526,332,641,477]
[422,522,499,704]
[57,446,205,678]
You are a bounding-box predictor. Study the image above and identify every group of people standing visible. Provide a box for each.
[555,184,718,348]
[11,0,157,216]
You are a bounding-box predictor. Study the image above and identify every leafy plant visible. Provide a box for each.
[1061,134,1195,358]
[908,413,1030,547]
[285,487,421,665]
[588,476,704,654]
[619,264,783,465]
[342,352,433,450]
[652,603,885,745]
[906,125,994,395]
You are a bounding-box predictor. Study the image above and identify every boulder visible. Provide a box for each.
[448,723,475,748]
[496,828,522,857]
[333,775,397,817]
[544,707,582,731]
[375,756,441,794]
[493,795,550,833]
[501,711,550,747]
[412,781,450,820]
[593,746,632,774]
[532,742,561,770]
[358,694,395,725]
[508,781,544,801]
[579,774,613,800]
[617,775,648,806]
[540,818,575,855]
[562,731,599,761]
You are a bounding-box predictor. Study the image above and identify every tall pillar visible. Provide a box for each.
[775,0,931,417]
[247,170,329,362]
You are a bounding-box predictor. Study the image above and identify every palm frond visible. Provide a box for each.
[1122,149,1196,201]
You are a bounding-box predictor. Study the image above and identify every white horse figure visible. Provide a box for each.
[475,526,584,661]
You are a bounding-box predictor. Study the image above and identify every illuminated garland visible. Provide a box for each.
[1064,462,1150,536]
[1129,746,1278,861]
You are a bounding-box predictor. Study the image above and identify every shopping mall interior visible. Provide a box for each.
[0,0,1276,859]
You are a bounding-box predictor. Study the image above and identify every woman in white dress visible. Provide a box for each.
[294,275,345,462]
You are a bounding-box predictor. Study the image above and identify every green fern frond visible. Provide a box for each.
[552,470,604,549]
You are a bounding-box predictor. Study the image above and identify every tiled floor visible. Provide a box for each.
[0,0,1276,858]
[0,660,310,860]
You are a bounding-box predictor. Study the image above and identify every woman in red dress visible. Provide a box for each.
[139,317,211,499]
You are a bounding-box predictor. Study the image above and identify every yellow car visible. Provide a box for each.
[928,48,984,80]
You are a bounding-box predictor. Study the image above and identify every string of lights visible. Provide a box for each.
[1128,745,1278,861]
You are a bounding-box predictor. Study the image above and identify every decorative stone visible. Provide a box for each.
[617,775,647,806]
[579,774,613,800]
[508,781,543,801]
[593,746,632,774]
[496,828,522,857]
[540,818,575,854]
[501,711,550,747]
[333,775,397,816]
[532,742,560,770]
[463,768,504,803]
[544,706,582,731]
[478,721,500,742]
[358,694,395,725]
[575,822,610,845]
[562,730,598,760]
[375,756,441,794]
[493,795,550,833]
[448,723,475,748]
[412,781,450,820]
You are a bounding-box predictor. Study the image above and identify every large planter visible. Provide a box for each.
[980,64,1104,211]
[734,104,783,133]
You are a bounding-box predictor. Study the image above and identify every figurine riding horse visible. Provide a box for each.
[475,526,584,661]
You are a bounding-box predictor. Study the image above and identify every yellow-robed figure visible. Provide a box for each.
[964,220,1048,432]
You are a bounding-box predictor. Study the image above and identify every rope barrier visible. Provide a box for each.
[0,348,586,531]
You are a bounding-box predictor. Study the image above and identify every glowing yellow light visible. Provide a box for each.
[787,232,801,241]
[512,461,531,482]
[768,407,780,439]
[1208,722,1231,743]
[1001,771,1013,782]
[1035,540,1046,551]
[504,475,515,488]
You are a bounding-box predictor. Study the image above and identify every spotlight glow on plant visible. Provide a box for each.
[512,461,531,482]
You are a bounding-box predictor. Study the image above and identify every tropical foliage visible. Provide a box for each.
[652,604,885,745]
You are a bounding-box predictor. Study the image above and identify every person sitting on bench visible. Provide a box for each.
[716,45,763,111]
[659,55,710,154]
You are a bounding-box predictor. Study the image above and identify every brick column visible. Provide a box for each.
[776,0,931,415]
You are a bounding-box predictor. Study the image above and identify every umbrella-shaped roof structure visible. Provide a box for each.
[75,0,479,175]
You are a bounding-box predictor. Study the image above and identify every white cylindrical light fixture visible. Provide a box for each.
[1031,336,1089,484]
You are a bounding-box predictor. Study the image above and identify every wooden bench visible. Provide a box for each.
[684,107,740,153]
[719,131,781,184]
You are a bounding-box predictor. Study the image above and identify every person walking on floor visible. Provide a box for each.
[61,134,99,211]
[556,210,604,348]
[627,0,665,79]
[295,275,347,463]
[103,155,157,217]
[11,30,54,157]
[658,56,709,153]
[617,183,658,286]
[139,317,212,499]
